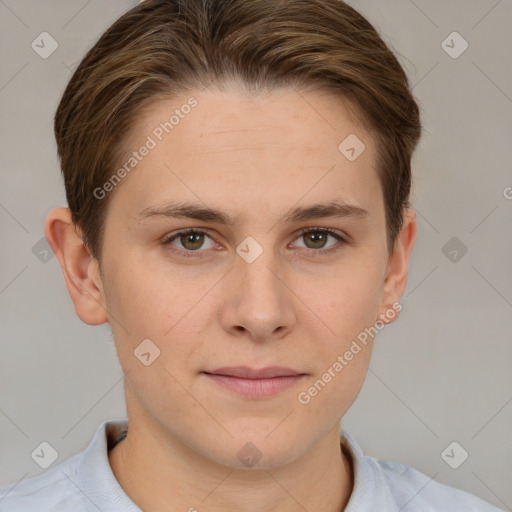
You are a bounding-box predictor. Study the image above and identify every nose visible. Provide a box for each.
[219,245,297,342]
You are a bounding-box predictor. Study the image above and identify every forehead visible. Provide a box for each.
[110,86,383,226]
[137,85,371,150]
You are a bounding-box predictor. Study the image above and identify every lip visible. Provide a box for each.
[202,366,307,398]
[205,366,304,379]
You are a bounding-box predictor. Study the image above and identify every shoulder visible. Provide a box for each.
[370,456,504,511]
[0,453,90,512]
[341,429,504,512]
[0,419,129,512]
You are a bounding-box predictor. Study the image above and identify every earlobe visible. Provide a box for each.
[376,208,417,325]
[44,207,109,326]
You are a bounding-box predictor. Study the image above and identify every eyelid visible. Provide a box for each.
[161,227,218,250]
[290,226,347,251]
[293,226,346,241]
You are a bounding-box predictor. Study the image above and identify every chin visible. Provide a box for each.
[203,430,305,470]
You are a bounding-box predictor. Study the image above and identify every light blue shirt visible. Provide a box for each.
[0,419,504,511]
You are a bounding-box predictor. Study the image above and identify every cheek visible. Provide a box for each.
[296,333,373,424]
[293,261,381,404]
[299,261,383,341]
[102,252,187,334]
[102,255,212,372]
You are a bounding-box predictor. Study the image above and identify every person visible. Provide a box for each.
[0,0,504,511]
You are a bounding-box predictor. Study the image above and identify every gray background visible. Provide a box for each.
[1,0,511,509]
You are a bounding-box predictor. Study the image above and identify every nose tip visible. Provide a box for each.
[221,258,296,342]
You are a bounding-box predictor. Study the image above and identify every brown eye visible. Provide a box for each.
[293,228,346,254]
[179,232,205,251]
[162,229,216,253]
[302,230,329,249]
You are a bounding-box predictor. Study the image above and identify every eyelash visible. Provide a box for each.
[160,227,346,258]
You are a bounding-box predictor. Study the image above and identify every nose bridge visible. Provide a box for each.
[236,236,284,304]
[223,234,295,338]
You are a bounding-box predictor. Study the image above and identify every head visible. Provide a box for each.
[46,0,420,469]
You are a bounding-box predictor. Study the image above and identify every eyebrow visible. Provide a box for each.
[137,200,369,226]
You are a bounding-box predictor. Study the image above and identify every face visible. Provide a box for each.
[91,86,405,469]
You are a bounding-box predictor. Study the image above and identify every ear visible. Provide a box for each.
[376,207,417,325]
[44,207,109,326]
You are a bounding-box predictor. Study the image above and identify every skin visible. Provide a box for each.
[45,85,416,512]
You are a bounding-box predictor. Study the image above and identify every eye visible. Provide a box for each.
[161,226,346,258]
[291,227,346,254]
[161,228,217,255]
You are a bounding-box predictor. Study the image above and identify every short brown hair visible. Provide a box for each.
[54,0,421,261]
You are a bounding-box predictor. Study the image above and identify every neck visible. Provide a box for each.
[108,419,354,512]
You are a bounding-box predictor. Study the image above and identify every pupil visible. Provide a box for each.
[183,233,203,250]
[306,232,326,249]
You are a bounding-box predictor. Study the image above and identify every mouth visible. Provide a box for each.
[201,366,308,398]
